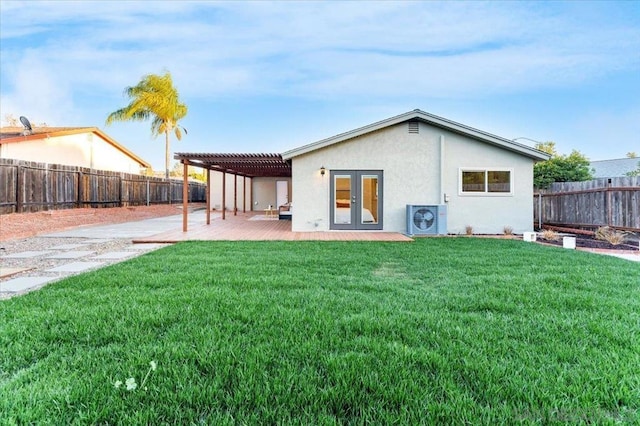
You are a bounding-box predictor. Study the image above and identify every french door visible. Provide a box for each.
[330,170,383,230]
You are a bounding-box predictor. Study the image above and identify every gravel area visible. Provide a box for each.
[0,204,202,299]
[0,237,170,300]
[1,236,161,269]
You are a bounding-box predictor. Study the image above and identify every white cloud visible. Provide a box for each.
[0,52,74,125]
[1,0,638,169]
[2,1,638,102]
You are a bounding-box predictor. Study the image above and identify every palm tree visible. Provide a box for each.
[106,71,187,178]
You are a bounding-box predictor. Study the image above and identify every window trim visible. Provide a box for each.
[458,167,514,196]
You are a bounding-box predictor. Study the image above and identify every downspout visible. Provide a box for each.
[440,135,446,204]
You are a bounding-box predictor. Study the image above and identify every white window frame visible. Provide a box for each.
[458,167,514,196]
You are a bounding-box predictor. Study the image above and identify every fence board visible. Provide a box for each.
[0,158,206,214]
[534,177,640,231]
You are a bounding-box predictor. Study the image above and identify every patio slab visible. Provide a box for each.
[49,243,90,250]
[92,251,136,260]
[46,261,104,272]
[46,251,95,259]
[1,276,56,292]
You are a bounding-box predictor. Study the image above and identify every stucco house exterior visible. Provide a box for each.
[0,126,151,174]
[589,158,639,178]
[207,171,291,213]
[281,109,550,234]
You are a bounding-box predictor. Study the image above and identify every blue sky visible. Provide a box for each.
[1,0,639,171]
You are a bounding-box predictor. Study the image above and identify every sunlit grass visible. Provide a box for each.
[1,239,639,424]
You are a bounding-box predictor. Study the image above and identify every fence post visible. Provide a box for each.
[168,178,171,205]
[16,164,23,213]
[538,193,542,229]
[77,171,83,208]
[118,174,123,207]
[607,178,612,227]
[146,180,150,206]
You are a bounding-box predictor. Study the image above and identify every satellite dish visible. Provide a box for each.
[19,116,33,133]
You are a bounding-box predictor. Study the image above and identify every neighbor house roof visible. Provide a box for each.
[174,153,291,177]
[281,109,551,161]
[0,126,152,169]
[590,157,639,178]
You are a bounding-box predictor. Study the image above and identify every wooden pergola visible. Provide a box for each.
[174,153,292,231]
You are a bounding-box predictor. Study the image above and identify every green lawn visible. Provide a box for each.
[1,239,639,424]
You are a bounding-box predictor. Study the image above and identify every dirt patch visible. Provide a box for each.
[0,204,204,242]
[538,236,639,252]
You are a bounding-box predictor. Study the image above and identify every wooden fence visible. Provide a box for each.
[534,177,640,231]
[0,158,207,214]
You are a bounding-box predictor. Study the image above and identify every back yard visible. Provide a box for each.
[1,239,638,424]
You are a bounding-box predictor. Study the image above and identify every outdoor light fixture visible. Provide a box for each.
[320,166,326,176]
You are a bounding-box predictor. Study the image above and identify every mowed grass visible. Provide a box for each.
[1,239,639,424]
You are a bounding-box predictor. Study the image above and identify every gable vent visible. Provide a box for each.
[408,121,419,134]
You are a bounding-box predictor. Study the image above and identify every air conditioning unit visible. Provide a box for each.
[406,204,447,235]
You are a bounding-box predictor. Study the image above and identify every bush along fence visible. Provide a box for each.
[534,176,640,232]
[0,158,207,214]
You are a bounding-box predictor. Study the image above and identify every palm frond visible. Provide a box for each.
[106,70,188,175]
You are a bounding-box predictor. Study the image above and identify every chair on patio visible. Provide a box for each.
[278,203,292,220]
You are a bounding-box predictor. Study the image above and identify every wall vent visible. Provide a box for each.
[408,121,419,134]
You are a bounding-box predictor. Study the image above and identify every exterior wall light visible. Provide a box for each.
[320,166,326,176]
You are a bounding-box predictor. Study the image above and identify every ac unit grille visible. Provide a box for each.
[406,204,447,235]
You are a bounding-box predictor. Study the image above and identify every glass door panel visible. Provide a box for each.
[333,175,353,226]
[360,175,378,225]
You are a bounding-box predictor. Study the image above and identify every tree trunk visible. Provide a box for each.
[165,129,170,179]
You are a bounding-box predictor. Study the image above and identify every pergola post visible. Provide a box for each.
[234,174,238,216]
[222,171,226,220]
[206,168,211,225]
[182,161,188,232]
[243,176,246,213]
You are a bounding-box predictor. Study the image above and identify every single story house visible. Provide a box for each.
[0,126,151,174]
[176,109,550,234]
[589,158,639,178]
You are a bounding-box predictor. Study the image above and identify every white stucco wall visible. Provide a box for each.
[442,130,534,234]
[290,121,536,234]
[1,133,145,174]
[209,171,251,212]
[252,177,291,212]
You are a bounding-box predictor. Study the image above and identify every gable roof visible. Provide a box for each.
[590,157,639,178]
[282,109,550,161]
[0,126,152,168]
